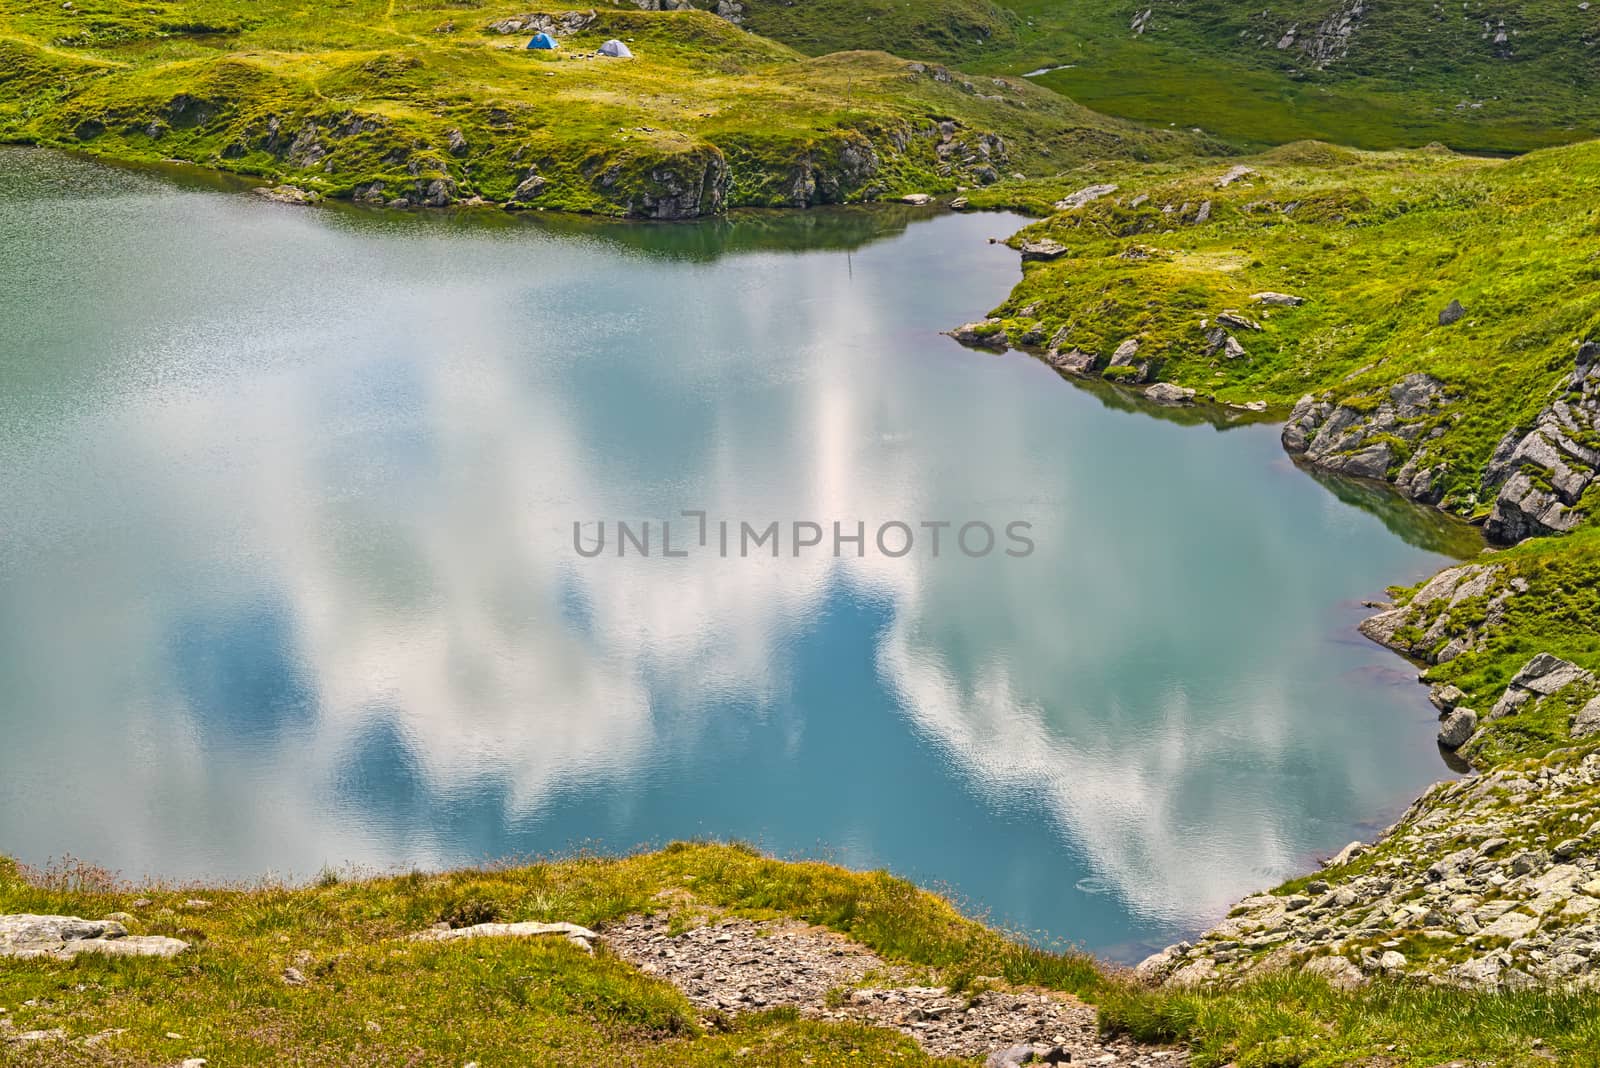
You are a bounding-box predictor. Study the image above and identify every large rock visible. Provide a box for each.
[1019,238,1067,262]
[1573,696,1600,739]
[1145,382,1196,405]
[1049,348,1096,375]
[1490,653,1596,720]
[948,321,1008,349]
[0,914,188,960]
[1303,953,1367,990]
[1107,337,1150,382]
[1438,707,1479,749]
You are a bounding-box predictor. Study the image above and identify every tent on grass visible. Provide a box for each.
[526,31,557,50]
[597,38,633,58]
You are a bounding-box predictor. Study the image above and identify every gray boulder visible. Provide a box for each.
[1019,238,1068,262]
[1438,707,1478,750]
[1052,183,1117,211]
[0,914,188,961]
[1145,382,1196,405]
[1572,696,1600,739]
[1439,299,1467,326]
[1251,291,1305,306]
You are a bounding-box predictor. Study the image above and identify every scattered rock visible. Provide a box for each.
[1438,299,1467,326]
[897,193,934,206]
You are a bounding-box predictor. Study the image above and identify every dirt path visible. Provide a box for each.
[604,914,1188,1066]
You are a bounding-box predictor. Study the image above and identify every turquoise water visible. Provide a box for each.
[0,149,1473,960]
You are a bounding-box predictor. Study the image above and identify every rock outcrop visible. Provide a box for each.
[0,915,188,960]
[1358,561,1518,665]
[1481,342,1599,544]
[1283,373,1453,503]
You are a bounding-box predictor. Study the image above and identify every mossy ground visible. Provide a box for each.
[3,844,1599,1067]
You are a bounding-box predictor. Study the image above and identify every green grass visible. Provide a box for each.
[0,0,1217,215]
[4,844,1600,1066]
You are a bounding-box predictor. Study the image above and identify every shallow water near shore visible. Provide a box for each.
[0,148,1477,960]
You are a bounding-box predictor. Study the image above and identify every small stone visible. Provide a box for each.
[1438,299,1467,326]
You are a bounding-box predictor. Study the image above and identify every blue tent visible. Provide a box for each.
[526,32,557,50]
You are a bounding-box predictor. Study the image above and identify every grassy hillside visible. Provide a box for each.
[0,0,1217,216]
[731,0,1600,152]
[958,137,1600,521]
[4,843,1600,1067]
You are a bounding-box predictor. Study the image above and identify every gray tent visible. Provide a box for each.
[598,39,633,58]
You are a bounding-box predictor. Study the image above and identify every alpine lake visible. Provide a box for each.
[0,148,1482,961]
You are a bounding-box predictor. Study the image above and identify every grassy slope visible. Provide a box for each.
[3,844,1599,1068]
[964,139,1600,518]
[0,0,1215,215]
[732,0,1600,153]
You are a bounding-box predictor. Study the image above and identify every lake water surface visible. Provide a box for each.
[0,148,1475,960]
